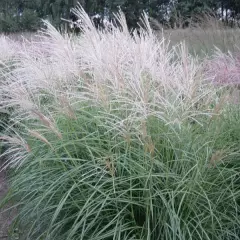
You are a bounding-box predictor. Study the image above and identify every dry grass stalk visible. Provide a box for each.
[105,157,115,177]
[58,95,77,120]
[0,136,31,153]
[28,130,53,149]
[210,94,228,121]
[209,150,226,167]
[144,136,155,158]
[31,110,62,139]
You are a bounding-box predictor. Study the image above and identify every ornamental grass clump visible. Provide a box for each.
[0,35,21,140]
[206,48,240,86]
[1,5,240,240]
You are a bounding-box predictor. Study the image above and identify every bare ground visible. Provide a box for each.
[0,170,16,239]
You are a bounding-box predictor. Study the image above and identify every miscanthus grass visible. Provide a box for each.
[1,5,240,240]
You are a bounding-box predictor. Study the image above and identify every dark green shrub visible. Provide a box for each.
[19,9,40,31]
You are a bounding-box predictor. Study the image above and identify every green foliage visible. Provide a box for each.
[0,15,19,33]
[19,9,40,31]
[2,104,240,240]
[0,9,39,32]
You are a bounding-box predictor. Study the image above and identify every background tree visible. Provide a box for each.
[0,0,240,32]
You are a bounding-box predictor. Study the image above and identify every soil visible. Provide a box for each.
[0,170,17,240]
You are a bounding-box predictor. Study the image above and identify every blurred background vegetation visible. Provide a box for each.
[0,0,240,33]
